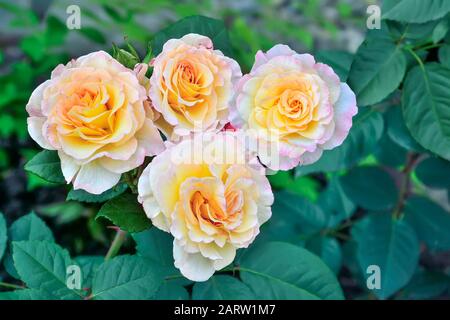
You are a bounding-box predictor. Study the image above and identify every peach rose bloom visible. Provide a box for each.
[26,51,164,194]
[149,33,242,138]
[230,44,358,170]
[138,132,273,281]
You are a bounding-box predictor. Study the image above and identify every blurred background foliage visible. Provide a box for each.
[1,0,449,300]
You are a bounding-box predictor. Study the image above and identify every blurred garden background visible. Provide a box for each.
[1,0,450,300]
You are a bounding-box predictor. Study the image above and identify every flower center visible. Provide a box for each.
[190,191,226,226]
[278,89,311,119]
[55,83,118,140]
[190,188,243,228]
[178,61,197,84]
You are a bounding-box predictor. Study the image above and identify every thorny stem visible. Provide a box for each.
[392,153,420,219]
[105,229,127,261]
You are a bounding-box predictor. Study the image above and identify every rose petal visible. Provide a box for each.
[73,160,121,194]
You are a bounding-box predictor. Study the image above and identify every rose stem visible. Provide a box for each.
[0,282,24,290]
[105,229,127,261]
[392,152,420,219]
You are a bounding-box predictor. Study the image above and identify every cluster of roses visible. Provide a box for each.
[26,34,357,281]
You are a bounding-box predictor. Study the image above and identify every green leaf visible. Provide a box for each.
[87,215,108,245]
[126,42,140,60]
[0,114,15,138]
[78,27,106,44]
[45,16,68,46]
[272,191,327,236]
[193,275,255,300]
[39,201,86,225]
[96,193,151,233]
[101,4,127,21]
[352,214,420,299]
[337,2,353,18]
[112,43,139,69]
[341,241,366,287]
[0,289,56,300]
[341,166,398,211]
[348,30,406,106]
[154,282,189,300]
[439,44,450,68]
[0,82,17,109]
[67,183,128,203]
[143,42,153,64]
[386,107,423,152]
[132,228,189,284]
[20,34,46,61]
[296,109,384,176]
[26,171,55,191]
[132,227,173,267]
[24,150,65,184]
[318,176,356,228]
[432,18,449,43]
[405,196,450,251]
[3,212,54,279]
[374,133,408,168]
[0,213,6,262]
[315,50,353,81]
[91,255,164,300]
[74,256,104,289]
[268,171,320,202]
[383,0,450,24]
[12,240,82,299]
[9,212,54,242]
[239,242,344,299]
[387,19,442,42]
[305,236,342,274]
[415,157,450,189]
[400,269,449,299]
[402,63,450,160]
[152,15,233,57]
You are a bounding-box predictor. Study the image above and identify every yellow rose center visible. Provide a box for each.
[178,61,197,84]
[277,89,312,120]
[190,188,242,228]
[165,60,206,113]
[53,82,124,141]
[249,74,321,135]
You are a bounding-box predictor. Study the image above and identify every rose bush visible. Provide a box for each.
[26,51,164,194]
[23,27,358,284]
[10,6,449,301]
[23,29,359,284]
[231,44,357,170]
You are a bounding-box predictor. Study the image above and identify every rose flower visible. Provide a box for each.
[230,44,358,170]
[149,33,242,138]
[138,132,273,281]
[26,51,164,194]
